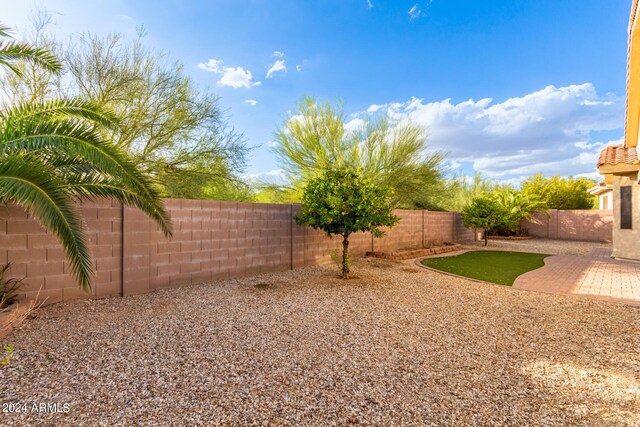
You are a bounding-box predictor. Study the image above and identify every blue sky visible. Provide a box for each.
[2,0,631,184]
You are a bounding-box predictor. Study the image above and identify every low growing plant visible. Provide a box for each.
[0,263,22,308]
[1,345,14,366]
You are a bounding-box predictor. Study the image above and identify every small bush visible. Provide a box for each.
[0,264,22,308]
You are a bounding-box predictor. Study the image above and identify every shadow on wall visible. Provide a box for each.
[522,210,613,243]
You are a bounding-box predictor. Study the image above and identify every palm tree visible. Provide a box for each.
[0,24,171,290]
[0,23,61,76]
[492,189,547,235]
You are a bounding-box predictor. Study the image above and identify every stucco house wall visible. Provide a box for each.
[612,173,640,260]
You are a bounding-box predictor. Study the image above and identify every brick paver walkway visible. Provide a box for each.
[513,252,640,306]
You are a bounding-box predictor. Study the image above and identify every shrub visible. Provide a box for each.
[0,264,22,308]
[492,189,547,236]
[461,196,506,246]
[296,168,399,278]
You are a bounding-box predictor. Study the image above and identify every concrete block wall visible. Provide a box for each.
[0,200,475,305]
[521,209,613,243]
[0,200,123,305]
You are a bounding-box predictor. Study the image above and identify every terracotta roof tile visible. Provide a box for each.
[597,144,639,167]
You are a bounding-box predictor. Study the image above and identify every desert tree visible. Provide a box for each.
[273,97,445,209]
[521,174,596,210]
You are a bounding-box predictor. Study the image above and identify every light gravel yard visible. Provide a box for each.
[1,255,638,426]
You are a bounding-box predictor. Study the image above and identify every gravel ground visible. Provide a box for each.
[467,238,610,256]
[1,258,638,426]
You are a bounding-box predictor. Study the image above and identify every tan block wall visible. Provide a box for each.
[0,200,123,305]
[0,200,475,305]
[612,174,640,260]
[521,209,613,243]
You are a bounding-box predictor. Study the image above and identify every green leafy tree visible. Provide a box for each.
[296,168,399,278]
[0,24,171,290]
[273,97,446,209]
[521,174,595,210]
[460,196,505,246]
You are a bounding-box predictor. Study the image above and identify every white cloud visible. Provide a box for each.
[266,59,287,78]
[360,83,623,180]
[344,118,366,134]
[197,59,224,73]
[367,104,384,113]
[296,64,303,72]
[198,58,255,88]
[218,67,253,88]
[408,4,425,21]
[367,0,374,8]
[244,99,258,106]
[243,169,286,181]
[272,51,285,58]
[252,81,262,87]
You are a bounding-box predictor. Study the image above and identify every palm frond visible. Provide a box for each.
[0,155,93,290]
[0,40,62,76]
[0,98,121,131]
[1,116,171,236]
[63,173,169,219]
[0,23,13,38]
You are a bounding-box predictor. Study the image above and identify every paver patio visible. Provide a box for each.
[513,248,640,306]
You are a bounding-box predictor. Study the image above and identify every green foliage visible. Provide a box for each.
[1,345,14,366]
[273,97,446,209]
[462,190,547,243]
[296,168,399,277]
[460,196,505,246]
[0,264,22,308]
[0,21,61,78]
[521,173,596,210]
[1,19,250,201]
[0,25,171,290]
[492,189,547,235]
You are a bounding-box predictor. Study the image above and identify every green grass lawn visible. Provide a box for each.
[421,250,549,286]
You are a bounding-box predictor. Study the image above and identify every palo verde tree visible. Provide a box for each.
[273,97,445,209]
[296,168,399,278]
[460,196,505,246]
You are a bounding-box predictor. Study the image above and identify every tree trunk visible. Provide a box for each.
[484,230,488,246]
[341,234,350,279]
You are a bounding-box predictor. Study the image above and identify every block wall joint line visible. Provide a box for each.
[422,210,425,248]
[290,203,294,270]
[451,212,456,243]
[120,202,125,297]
